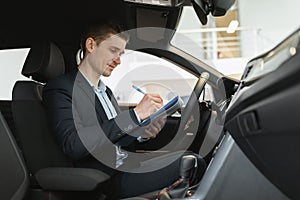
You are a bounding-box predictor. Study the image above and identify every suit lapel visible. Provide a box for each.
[73,70,108,122]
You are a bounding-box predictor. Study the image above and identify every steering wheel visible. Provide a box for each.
[129,72,210,159]
[176,72,210,135]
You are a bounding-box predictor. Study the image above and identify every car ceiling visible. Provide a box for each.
[0,0,126,48]
[0,0,184,70]
[0,1,183,48]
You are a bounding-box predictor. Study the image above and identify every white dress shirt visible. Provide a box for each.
[81,73,128,168]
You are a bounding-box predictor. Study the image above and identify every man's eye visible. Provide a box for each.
[110,48,117,53]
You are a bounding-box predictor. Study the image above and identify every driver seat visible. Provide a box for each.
[11,41,110,199]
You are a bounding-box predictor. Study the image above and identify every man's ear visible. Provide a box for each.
[85,37,95,53]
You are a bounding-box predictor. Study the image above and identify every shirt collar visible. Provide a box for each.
[98,80,106,92]
[80,71,106,92]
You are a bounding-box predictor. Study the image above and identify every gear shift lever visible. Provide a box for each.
[158,155,197,199]
[180,155,197,180]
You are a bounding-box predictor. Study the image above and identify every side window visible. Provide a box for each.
[0,48,30,100]
[101,50,198,106]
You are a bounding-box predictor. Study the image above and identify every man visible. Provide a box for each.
[43,20,205,199]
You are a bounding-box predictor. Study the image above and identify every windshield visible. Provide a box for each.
[171,2,300,80]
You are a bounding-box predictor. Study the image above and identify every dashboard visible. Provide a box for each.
[241,30,299,83]
[224,27,300,199]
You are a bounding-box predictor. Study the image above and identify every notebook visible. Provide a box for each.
[140,95,183,126]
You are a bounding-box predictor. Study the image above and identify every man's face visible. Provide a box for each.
[90,34,127,77]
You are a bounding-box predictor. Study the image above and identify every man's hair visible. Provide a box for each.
[80,19,129,56]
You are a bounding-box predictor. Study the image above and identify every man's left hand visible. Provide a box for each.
[141,117,167,139]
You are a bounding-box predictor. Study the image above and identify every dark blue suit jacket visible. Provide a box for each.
[42,68,142,170]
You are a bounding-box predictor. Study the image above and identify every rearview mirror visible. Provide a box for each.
[212,0,236,16]
[192,0,236,25]
[192,0,209,25]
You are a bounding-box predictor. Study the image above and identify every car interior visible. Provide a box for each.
[0,0,299,199]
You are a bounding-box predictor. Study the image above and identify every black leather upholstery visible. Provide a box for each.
[11,42,110,196]
[12,81,72,175]
[0,111,29,200]
[12,42,71,177]
[21,42,65,83]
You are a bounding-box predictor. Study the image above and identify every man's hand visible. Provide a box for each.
[141,117,167,139]
[134,94,163,121]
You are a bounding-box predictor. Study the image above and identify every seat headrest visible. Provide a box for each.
[22,42,65,83]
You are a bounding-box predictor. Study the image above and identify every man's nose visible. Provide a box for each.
[113,57,121,65]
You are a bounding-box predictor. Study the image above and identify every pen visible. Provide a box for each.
[132,85,146,95]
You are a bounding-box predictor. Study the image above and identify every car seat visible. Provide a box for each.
[11,42,110,200]
[0,111,29,200]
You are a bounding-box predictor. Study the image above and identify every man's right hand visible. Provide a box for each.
[134,94,163,121]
